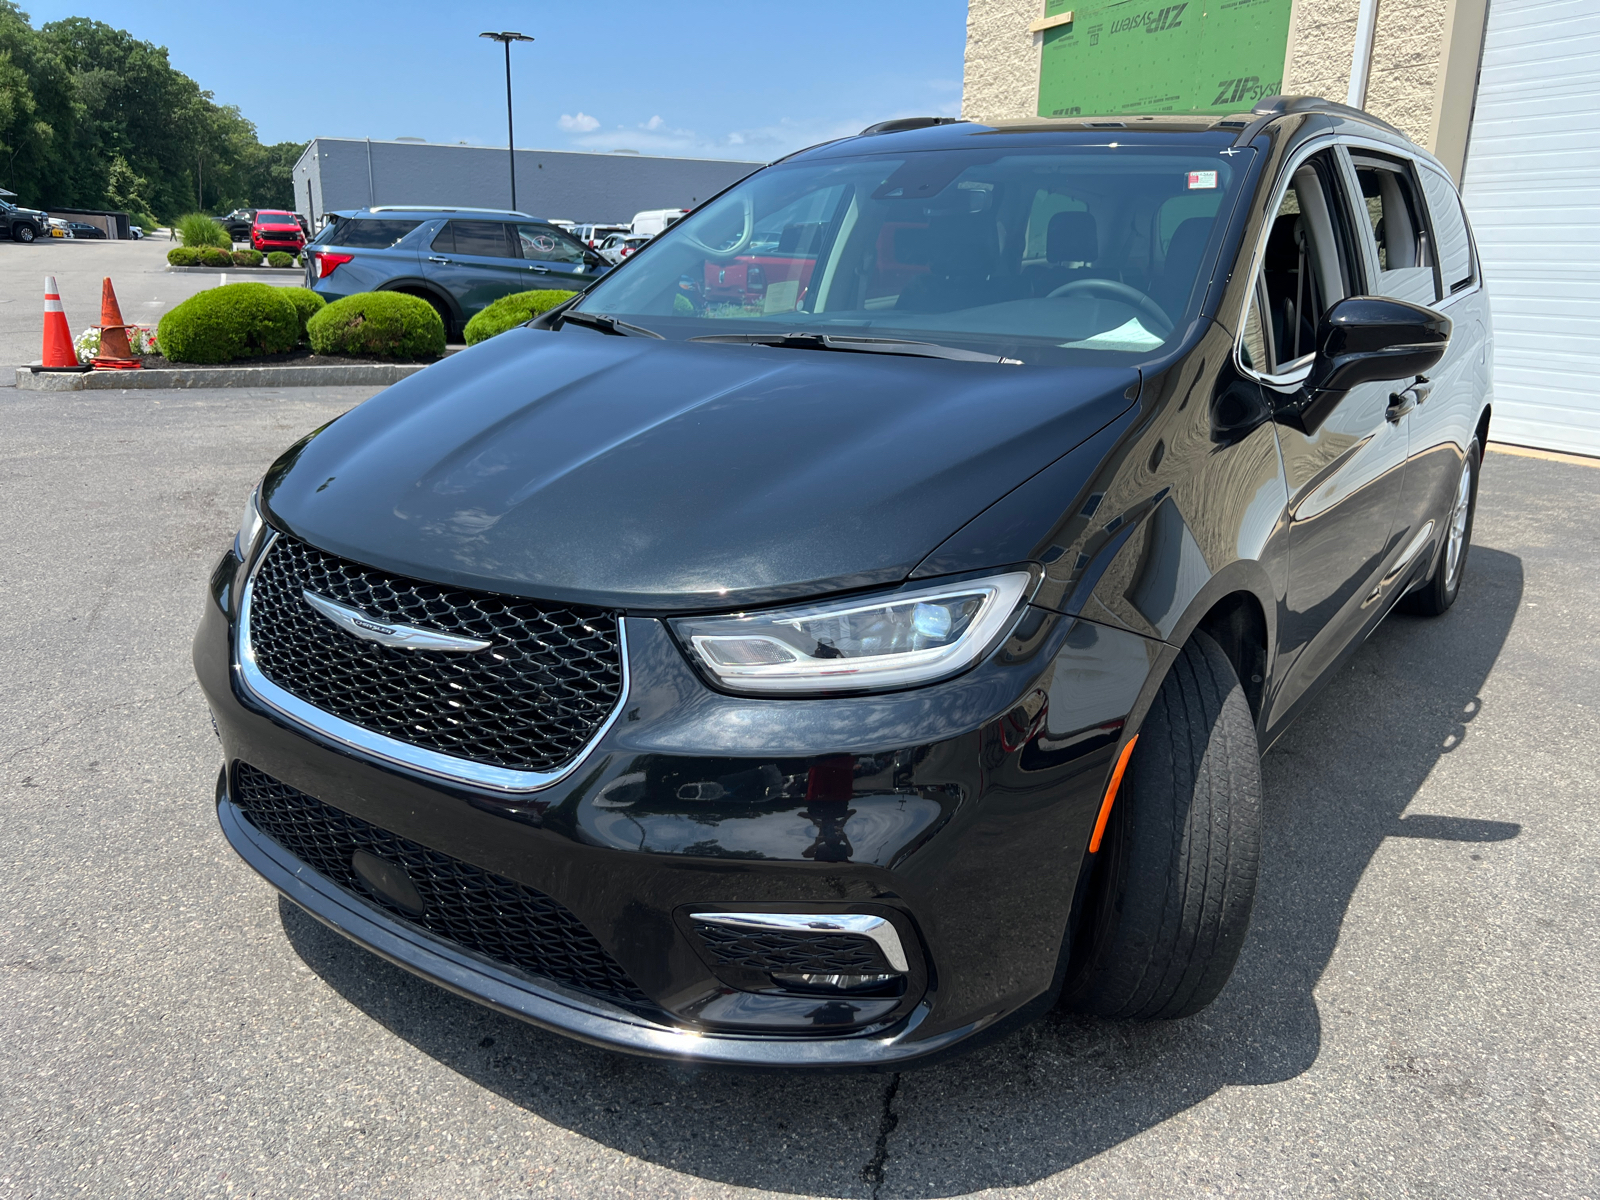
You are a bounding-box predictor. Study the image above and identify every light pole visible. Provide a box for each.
[479,31,534,213]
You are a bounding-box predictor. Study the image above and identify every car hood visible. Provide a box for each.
[262,328,1136,611]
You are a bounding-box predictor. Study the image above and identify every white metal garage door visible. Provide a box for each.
[1461,0,1600,456]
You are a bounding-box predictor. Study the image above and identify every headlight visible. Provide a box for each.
[671,571,1034,696]
[234,485,265,560]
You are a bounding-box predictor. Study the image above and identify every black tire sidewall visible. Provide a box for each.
[1061,630,1262,1020]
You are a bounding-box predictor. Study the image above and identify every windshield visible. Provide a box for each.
[573,142,1253,364]
[257,213,299,225]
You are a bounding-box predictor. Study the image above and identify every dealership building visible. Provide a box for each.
[965,0,1599,455]
[291,137,758,231]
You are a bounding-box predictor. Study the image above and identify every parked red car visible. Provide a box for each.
[251,211,305,255]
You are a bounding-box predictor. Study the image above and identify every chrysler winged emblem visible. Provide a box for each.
[301,591,493,653]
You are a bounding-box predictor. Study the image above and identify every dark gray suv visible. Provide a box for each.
[305,207,610,337]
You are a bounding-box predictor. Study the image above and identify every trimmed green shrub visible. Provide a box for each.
[199,247,232,268]
[157,282,299,364]
[231,249,264,267]
[279,287,326,339]
[167,246,201,267]
[176,212,230,248]
[307,291,445,360]
[266,250,294,268]
[463,289,578,345]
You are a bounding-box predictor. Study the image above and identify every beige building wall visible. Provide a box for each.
[962,0,1048,123]
[1283,0,1448,144]
[962,0,1488,177]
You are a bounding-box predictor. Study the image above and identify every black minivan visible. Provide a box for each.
[197,97,1491,1067]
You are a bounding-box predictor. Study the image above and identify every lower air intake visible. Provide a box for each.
[231,763,650,1007]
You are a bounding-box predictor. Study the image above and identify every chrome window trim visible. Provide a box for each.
[1336,134,1485,309]
[233,531,631,795]
[1230,136,1342,383]
[690,912,910,974]
[1231,133,1484,383]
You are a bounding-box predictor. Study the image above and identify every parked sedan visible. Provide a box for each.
[597,232,650,264]
[201,100,1489,1067]
[303,207,610,339]
[61,220,106,239]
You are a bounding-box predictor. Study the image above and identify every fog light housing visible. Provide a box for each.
[770,971,902,993]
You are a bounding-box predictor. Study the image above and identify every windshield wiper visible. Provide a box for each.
[688,332,1021,364]
[557,311,663,339]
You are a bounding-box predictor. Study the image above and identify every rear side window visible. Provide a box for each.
[1349,152,1438,305]
[1418,168,1475,294]
[329,219,422,249]
[433,220,514,258]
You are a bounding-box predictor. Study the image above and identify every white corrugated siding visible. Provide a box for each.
[1461,0,1600,456]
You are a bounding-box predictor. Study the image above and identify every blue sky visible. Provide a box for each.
[22,0,969,161]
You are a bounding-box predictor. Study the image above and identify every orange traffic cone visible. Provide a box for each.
[92,277,142,370]
[40,275,85,371]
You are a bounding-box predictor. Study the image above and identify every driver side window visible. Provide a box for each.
[1245,151,1360,373]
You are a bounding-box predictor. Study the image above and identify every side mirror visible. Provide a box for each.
[1308,295,1452,394]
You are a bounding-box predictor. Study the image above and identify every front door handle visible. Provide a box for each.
[427,255,453,265]
[528,264,551,273]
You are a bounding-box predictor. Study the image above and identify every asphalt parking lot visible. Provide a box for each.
[0,236,307,382]
[2,382,1596,1199]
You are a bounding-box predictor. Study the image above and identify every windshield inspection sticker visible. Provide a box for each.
[1188,170,1219,189]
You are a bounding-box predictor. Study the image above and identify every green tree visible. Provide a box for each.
[0,4,303,221]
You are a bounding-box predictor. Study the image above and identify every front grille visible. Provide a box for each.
[692,923,894,975]
[233,763,650,1006]
[246,535,623,773]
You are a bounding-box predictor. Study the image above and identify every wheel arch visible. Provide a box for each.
[1159,560,1277,725]
[377,278,463,325]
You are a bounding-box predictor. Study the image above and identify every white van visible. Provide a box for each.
[628,208,689,238]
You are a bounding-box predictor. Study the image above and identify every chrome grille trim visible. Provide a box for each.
[234,531,630,794]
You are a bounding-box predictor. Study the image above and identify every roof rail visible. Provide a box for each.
[1232,95,1408,146]
[367,205,536,217]
[858,116,963,136]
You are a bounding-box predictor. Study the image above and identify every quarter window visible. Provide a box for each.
[1418,168,1475,294]
[327,219,421,249]
[1350,152,1438,305]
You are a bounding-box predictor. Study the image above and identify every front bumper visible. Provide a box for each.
[196,548,1164,1066]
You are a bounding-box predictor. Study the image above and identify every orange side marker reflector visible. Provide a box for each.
[1088,734,1139,854]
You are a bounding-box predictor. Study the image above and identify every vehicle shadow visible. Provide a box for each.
[280,546,1525,1199]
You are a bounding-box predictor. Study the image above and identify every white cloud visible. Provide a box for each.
[554,94,961,162]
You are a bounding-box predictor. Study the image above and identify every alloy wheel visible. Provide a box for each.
[1445,456,1473,589]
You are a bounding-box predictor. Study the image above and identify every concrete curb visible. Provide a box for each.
[165,266,305,276]
[15,362,430,390]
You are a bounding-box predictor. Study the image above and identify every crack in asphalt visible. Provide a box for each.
[861,1072,902,1198]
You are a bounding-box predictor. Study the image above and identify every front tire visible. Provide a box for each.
[15,224,35,243]
[1400,439,1480,617]
[1061,630,1262,1020]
